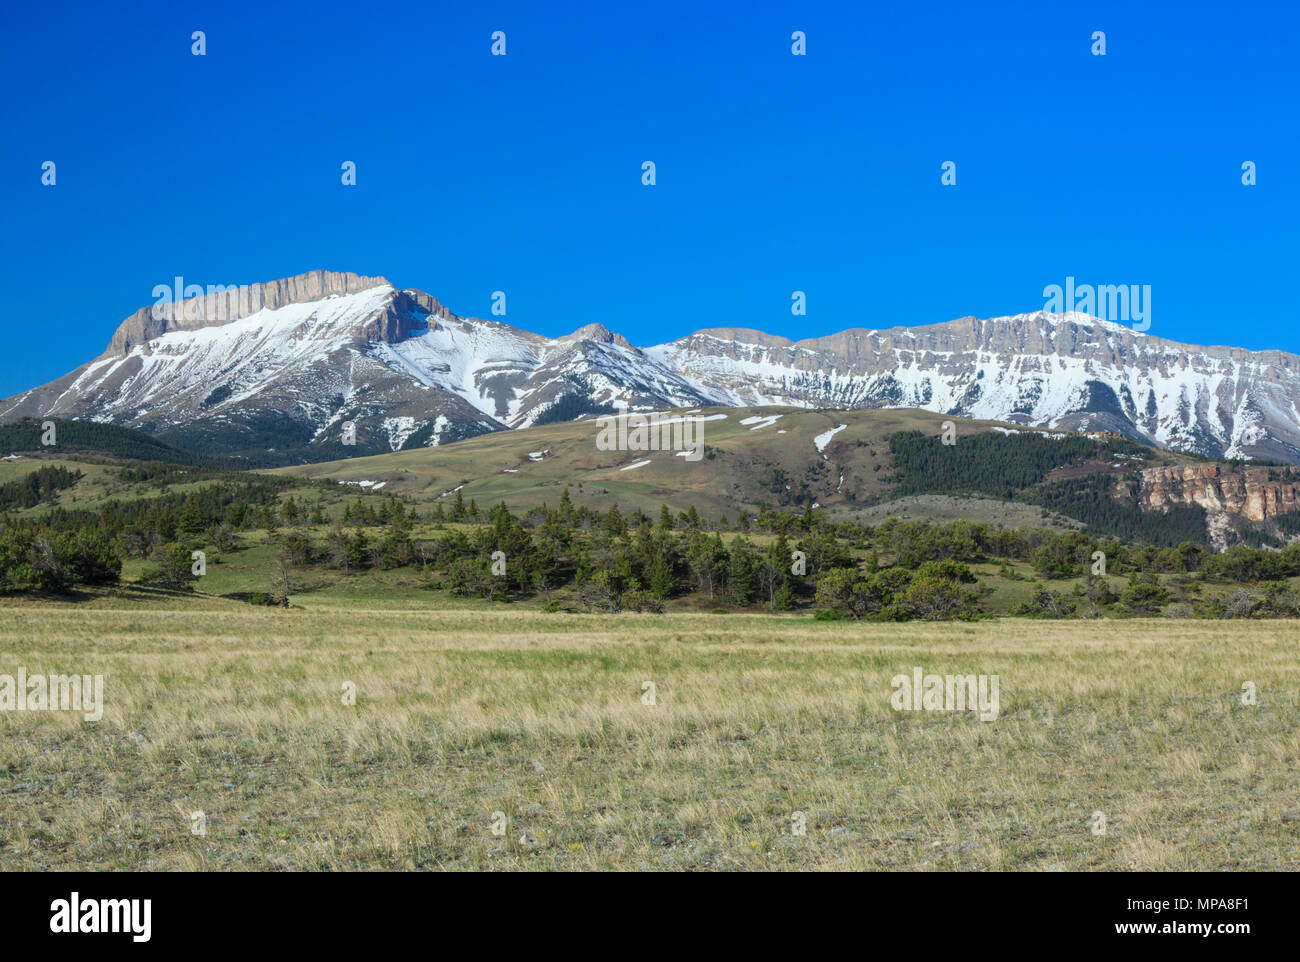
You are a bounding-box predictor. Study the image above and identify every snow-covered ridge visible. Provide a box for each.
[5,276,1300,464]
[643,312,1300,462]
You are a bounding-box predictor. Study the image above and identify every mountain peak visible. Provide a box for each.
[1019,310,1147,335]
[559,323,632,348]
[684,328,795,348]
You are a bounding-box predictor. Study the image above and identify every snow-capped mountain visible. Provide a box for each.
[5,269,1300,463]
[646,314,1300,463]
[0,270,708,457]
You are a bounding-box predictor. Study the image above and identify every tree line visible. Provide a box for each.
[6,459,1300,619]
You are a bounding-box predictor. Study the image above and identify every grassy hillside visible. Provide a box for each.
[0,456,271,520]
[3,407,1201,537]
[270,406,1197,533]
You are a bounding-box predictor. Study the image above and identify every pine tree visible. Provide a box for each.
[648,551,675,598]
[176,495,205,536]
[154,502,178,540]
[489,500,512,533]
[604,504,626,538]
[727,537,757,605]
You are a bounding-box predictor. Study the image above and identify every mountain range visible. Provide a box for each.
[5,269,1300,464]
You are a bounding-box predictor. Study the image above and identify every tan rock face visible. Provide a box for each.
[104,270,391,356]
[558,323,635,350]
[1139,464,1300,522]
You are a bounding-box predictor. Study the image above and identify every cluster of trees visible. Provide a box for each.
[115,462,218,486]
[870,518,1300,606]
[1240,507,1300,547]
[1211,581,1300,618]
[1021,530,1300,583]
[0,468,302,594]
[226,497,985,619]
[206,498,1300,619]
[868,519,1184,575]
[814,560,981,621]
[0,465,82,511]
[34,475,299,552]
[1016,571,1300,620]
[288,496,830,612]
[1014,573,1161,618]
[0,521,120,593]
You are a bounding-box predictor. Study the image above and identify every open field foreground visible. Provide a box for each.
[1,609,1296,871]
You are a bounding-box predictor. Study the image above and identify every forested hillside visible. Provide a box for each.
[0,418,207,464]
[887,430,1208,545]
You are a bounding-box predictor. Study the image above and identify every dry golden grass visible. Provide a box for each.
[0,608,1296,870]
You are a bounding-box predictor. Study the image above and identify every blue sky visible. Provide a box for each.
[1,0,1296,396]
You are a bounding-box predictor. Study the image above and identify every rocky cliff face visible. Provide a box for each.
[104,270,391,356]
[1139,464,1300,521]
[1136,463,1300,546]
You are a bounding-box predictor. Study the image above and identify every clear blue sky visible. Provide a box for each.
[1,0,1296,396]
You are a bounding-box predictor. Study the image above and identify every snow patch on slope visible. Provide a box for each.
[814,424,848,453]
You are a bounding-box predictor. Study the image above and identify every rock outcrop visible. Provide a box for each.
[104,270,391,356]
[1139,464,1300,523]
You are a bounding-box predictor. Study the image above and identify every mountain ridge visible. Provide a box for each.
[4,269,1300,465]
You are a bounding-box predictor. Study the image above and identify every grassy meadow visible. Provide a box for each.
[1,604,1296,871]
